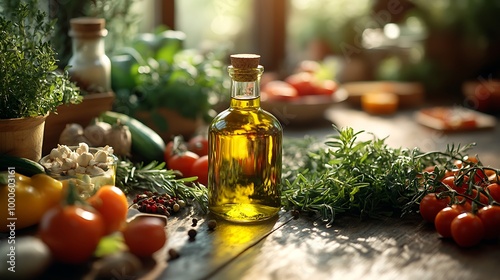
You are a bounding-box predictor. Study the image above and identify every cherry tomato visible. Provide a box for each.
[419,193,451,223]
[88,185,129,234]
[168,150,200,177]
[472,169,488,186]
[486,183,500,202]
[314,79,338,96]
[435,206,462,238]
[122,216,167,258]
[187,135,209,157]
[261,80,299,101]
[164,140,174,163]
[463,189,489,206]
[477,205,500,240]
[462,155,479,165]
[285,72,317,96]
[190,155,208,186]
[451,212,484,247]
[39,205,105,264]
[451,202,471,213]
[453,160,463,169]
[441,175,468,194]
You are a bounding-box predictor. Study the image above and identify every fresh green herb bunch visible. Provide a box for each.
[115,159,208,213]
[0,3,81,119]
[281,126,475,226]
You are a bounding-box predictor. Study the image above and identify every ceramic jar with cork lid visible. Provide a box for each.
[68,17,111,93]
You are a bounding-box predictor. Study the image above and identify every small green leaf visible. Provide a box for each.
[94,233,126,258]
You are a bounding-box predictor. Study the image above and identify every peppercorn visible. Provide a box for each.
[188,229,197,240]
[207,220,217,231]
[168,248,180,260]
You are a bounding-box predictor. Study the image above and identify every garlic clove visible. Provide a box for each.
[57,145,72,158]
[49,148,61,160]
[61,158,76,171]
[102,145,114,155]
[69,152,79,162]
[76,142,90,155]
[77,152,93,167]
[94,150,108,163]
[75,166,87,174]
[86,165,105,176]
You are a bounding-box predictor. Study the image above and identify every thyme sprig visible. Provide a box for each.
[281,125,475,226]
[115,159,208,213]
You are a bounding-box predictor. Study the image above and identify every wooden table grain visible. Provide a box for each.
[31,102,500,280]
[158,103,500,280]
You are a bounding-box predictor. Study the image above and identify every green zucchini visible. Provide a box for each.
[0,155,46,176]
[100,111,166,162]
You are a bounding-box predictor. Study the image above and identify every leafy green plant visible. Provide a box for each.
[0,4,81,119]
[111,30,230,127]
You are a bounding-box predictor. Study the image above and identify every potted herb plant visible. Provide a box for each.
[111,29,229,141]
[0,4,81,161]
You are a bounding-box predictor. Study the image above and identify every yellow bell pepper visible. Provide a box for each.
[0,171,63,232]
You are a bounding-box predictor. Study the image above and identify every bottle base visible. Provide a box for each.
[209,203,280,223]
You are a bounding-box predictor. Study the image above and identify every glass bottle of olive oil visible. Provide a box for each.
[208,54,282,222]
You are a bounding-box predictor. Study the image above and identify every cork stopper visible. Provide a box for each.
[230,54,260,69]
[69,17,108,38]
[229,54,262,82]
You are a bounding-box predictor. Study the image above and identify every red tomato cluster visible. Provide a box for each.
[164,135,209,186]
[419,157,500,247]
[261,60,338,101]
[38,185,167,264]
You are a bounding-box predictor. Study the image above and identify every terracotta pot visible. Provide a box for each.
[43,92,115,155]
[0,115,48,161]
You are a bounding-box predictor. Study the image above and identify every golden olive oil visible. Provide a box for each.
[208,54,282,222]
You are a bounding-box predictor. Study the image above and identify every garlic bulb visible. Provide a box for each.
[59,123,89,146]
[84,118,111,147]
[106,121,132,156]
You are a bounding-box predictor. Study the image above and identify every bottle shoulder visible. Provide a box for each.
[209,107,283,133]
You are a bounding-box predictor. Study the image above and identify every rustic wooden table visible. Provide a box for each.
[161,103,500,280]
[39,102,500,280]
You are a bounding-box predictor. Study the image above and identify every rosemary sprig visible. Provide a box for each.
[281,125,475,226]
[115,159,208,213]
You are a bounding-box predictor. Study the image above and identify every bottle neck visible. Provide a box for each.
[228,65,263,108]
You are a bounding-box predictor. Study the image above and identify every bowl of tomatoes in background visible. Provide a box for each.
[261,64,347,125]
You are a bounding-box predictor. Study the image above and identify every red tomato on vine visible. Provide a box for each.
[477,205,500,240]
[168,150,200,177]
[450,212,484,247]
[419,193,450,223]
[190,155,209,186]
[435,206,462,238]
[188,135,209,157]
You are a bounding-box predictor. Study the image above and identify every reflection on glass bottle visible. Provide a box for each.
[208,54,282,222]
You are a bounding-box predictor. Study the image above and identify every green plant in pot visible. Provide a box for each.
[0,4,81,161]
[111,28,230,141]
